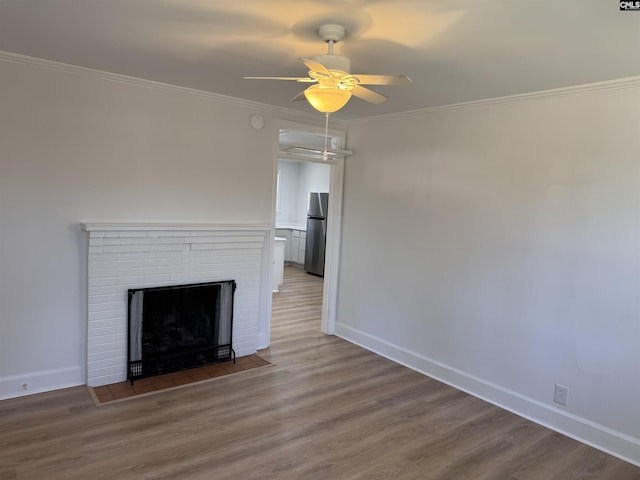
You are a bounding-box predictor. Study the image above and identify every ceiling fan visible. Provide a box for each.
[244,24,411,114]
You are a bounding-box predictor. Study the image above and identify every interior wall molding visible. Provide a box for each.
[0,50,348,126]
[352,75,640,124]
[81,222,271,232]
[0,366,84,401]
[335,323,640,467]
[6,49,635,130]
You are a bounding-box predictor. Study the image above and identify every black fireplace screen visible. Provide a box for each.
[127,280,236,382]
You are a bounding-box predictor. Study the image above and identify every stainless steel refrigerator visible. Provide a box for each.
[304,192,328,277]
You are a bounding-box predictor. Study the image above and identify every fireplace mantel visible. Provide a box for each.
[82,222,271,232]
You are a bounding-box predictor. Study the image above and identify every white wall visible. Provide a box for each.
[296,162,331,224]
[276,159,330,227]
[2,50,638,464]
[337,81,640,464]
[0,55,326,399]
[275,160,301,226]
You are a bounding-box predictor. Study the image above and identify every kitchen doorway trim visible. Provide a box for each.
[262,118,346,346]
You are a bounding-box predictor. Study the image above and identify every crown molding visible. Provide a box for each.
[0,50,338,124]
[351,76,640,124]
[1,50,635,128]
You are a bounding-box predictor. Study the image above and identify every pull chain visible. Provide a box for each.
[323,112,330,161]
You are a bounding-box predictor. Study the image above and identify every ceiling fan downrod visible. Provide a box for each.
[326,39,335,55]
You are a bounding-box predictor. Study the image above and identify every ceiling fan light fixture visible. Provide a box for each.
[303,84,352,113]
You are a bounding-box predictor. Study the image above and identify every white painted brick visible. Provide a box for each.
[88,269,124,279]
[88,310,123,321]
[146,250,182,260]
[90,260,146,271]
[103,237,150,246]
[88,285,121,296]
[145,257,182,268]
[147,231,188,237]
[189,235,265,244]
[117,275,146,286]
[103,237,136,245]
[103,244,159,253]
[89,326,116,339]
[87,338,118,351]
[88,357,122,370]
[191,243,234,251]
[88,301,126,313]
[157,244,184,252]
[90,364,126,378]
[88,294,124,306]
[186,263,226,273]
[114,325,128,337]
[86,227,267,385]
[143,273,173,284]
[88,350,120,363]
[189,242,261,251]
[88,323,120,336]
[117,252,146,261]
[88,373,125,388]
[88,318,120,330]
[185,236,217,243]
[90,253,121,262]
[144,265,182,275]
[86,337,117,350]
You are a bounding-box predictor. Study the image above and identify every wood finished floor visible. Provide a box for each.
[1,266,638,479]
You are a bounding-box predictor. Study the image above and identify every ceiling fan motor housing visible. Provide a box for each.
[314,25,350,73]
[312,54,351,73]
[318,24,346,43]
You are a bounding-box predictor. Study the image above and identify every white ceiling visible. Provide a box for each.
[1,0,638,120]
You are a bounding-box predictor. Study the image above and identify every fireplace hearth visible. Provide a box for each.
[127,280,236,383]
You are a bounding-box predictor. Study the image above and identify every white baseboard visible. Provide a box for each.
[0,366,84,401]
[335,323,640,467]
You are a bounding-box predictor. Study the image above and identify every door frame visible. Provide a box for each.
[264,118,346,343]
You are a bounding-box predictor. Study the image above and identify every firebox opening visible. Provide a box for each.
[127,280,236,383]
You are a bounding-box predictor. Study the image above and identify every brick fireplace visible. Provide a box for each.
[82,223,270,387]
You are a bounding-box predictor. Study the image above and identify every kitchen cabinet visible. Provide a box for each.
[290,230,300,264]
[275,229,291,260]
[299,231,306,266]
[275,227,306,265]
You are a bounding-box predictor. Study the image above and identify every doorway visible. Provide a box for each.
[270,119,347,341]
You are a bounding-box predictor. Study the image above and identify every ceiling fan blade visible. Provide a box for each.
[291,91,307,102]
[352,74,412,86]
[300,58,331,76]
[351,85,388,104]
[244,76,316,83]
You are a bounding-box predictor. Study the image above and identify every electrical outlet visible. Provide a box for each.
[554,384,569,406]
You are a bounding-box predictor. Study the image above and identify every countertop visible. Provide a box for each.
[275,225,306,232]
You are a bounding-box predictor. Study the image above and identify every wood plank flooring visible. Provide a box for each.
[0,266,638,479]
